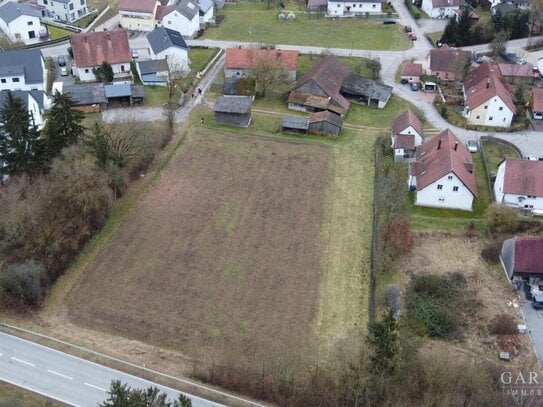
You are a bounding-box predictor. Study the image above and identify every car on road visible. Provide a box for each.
[404,25,412,32]
[408,33,417,41]
[517,58,527,65]
[131,49,139,59]
[60,67,69,76]
[57,55,66,66]
[467,140,478,153]
[410,82,419,91]
[383,19,396,24]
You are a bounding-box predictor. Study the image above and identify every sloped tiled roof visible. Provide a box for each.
[340,72,392,103]
[533,88,543,113]
[214,95,252,114]
[392,110,423,137]
[225,48,299,71]
[119,0,157,13]
[71,29,131,67]
[176,0,199,20]
[155,4,175,19]
[502,158,543,197]
[137,59,168,75]
[402,63,423,77]
[147,27,188,54]
[309,110,343,127]
[498,63,538,77]
[0,1,41,24]
[431,0,463,7]
[197,0,213,13]
[410,129,477,196]
[0,49,43,84]
[430,47,471,72]
[464,61,516,113]
[514,236,543,274]
[282,115,309,130]
[393,134,415,150]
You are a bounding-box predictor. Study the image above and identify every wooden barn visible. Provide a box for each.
[282,115,309,135]
[214,96,252,127]
[308,111,343,137]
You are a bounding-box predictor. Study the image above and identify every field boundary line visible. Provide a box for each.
[0,323,267,407]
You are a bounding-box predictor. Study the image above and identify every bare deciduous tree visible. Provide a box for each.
[250,57,289,98]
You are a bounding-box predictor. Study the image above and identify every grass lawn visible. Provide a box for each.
[0,381,62,406]
[297,54,372,78]
[482,139,520,173]
[189,48,219,73]
[427,31,442,44]
[45,25,73,40]
[143,85,170,107]
[345,96,423,128]
[204,2,409,50]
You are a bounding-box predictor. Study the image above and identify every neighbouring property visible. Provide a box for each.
[155,0,200,38]
[429,46,471,81]
[533,88,543,120]
[214,95,252,127]
[136,59,169,86]
[0,49,46,92]
[225,47,299,82]
[391,110,424,162]
[119,0,159,32]
[408,129,477,211]
[281,111,343,137]
[421,0,465,18]
[62,82,145,110]
[401,63,423,84]
[501,236,543,280]
[197,0,214,26]
[0,1,46,44]
[287,55,392,117]
[71,29,133,82]
[326,0,386,17]
[0,89,47,130]
[463,61,516,128]
[494,158,543,213]
[147,27,189,73]
[36,0,88,23]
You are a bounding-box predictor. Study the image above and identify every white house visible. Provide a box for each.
[408,129,477,211]
[533,88,543,120]
[147,27,189,73]
[421,0,465,18]
[391,110,424,162]
[197,0,213,26]
[37,0,88,23]
[327,0,385,16]
[0,1,46,44]
[155,0,200,38]
[463,61,516,128]
[0,49,46,91]
[71,29,132,82]
[0,90,47,130]
[119,0,158,32]
[494,158,543,212]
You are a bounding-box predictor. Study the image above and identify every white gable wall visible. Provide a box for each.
[159,9,199,37]
[327,1,382,16]
[415,172,474,211]
[421,0,460,18]
[398,125,423,146]
[75,62,131,82]
[151,47,189,73]
[494,161,543,210]
[0,14,45,44]
[200,7,213,25]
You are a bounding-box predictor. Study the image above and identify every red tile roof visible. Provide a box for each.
[514,236,543,274]
[308,110,343,127]
[119,0,157,13]
[72,29,131,68]
[533,88,543,113]
[430,47,471,73]
[402,63,423,77]
[431,0,464,7]
[392,110,423,137]
[410,129,477,196]
[225,48,299,71]
[503,158,543,197]
[155,4,175,20]
[498,63,538,78]
[393,134,415,150]
[464,61,516,113]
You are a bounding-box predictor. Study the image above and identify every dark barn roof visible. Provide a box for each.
[63,84,107,105]
[340,72,392,103]
[147,27,188,55]
[214,96,252,114]
[282,115,309,130]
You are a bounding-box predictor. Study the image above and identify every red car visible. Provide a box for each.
[404,25,412,32]
[408,33,417,41]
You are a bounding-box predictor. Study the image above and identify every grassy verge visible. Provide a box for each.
[482,139,520,173]
[345,97,423,128]
[0,381,63,406]
[143,86,169,107]
[204,2,409,50]
[45,25,73,40]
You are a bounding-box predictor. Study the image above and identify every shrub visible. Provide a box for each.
[485,204,518,234]
[489,314,518,335]
[382,218,414,257]
[0,261,47,306]
[481,239,502,264]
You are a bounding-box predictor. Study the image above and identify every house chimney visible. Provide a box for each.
[277,49,281,56]
[437,139,442,150]
[84,35,87,43]
[454,142,458,151]
[486,79,490,88]
[107,32,110,41]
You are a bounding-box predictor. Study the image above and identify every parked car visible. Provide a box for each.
[383,19,396,24]
[517,58,527,65]
[410,82,419,91]
[131,49,139,59]
[57,55,66,66]
[400,78,408,84]
[404,25,412,32]
[532,300,543,310]
[408,33,417,41]
[60,67,69,76]
[467,140,478,153]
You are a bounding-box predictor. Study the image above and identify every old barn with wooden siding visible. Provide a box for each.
[308,110,343,137]
[214,95,252,127]
[282,115,309,135]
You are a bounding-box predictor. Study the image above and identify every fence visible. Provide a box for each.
[368,141,380,324]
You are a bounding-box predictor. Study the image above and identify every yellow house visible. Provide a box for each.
[119,0,159,32]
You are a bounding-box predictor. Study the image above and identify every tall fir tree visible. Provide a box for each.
[440,17,459,46]
[456,7,474,46]
[42,91,84,162]
[0,91,43,177]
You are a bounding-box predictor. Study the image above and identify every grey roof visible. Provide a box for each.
[0,1,42,24]
[137,59,168,75]
[214,95,252,114]
[104,83,132,98]
[147,27,188,55]
[63,83,107,105]
[0,49,43,84]
[282,115,309,130]
[0,89,43,111]
[341,72,392,103]
[197,0,213,13]
[131,85,145,98]
[177,0,199,20]
[29,90,45,110]
[492,2,516,13]
[141,73,168,84]
[500,237,515,280]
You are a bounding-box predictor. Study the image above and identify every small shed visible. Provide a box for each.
[282,115,309,135]
[308,111,343,137]
[401,63,423,84]
[214,96,252,127]
[63,83,107,112]
[104,83,146,107]
[137,59,169,86]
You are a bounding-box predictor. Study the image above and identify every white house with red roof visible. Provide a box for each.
[494,158,543,213]
[532,88,543,120]
[408,129,477,211]
[225,48,299,82]
[391,110,424,162]
[401,63,423,84]
[421,0,464,18]
[463,61,515,128]
[501,236,543,280]
[119,0,159,32]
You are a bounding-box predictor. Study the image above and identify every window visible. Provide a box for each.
[453,186,459,192]
[352,4,356,7]
[43,0,47,4]
[503,118,506,122]
[84,68,89,73]
[12,77,19,82]
[437,184,443,190]
[499,106,503,111]
[69,3,74,10]
[484,105,488,109]
[27,21,34,25]
[80,0,84,4]
[63,4,66,8]
[448,175,453,180]
[489,116,493,121]
[476,115,480,119]
[337,3,340,6]
[0,78,5,83]
[14,33,21,39]
[438,198,445,202]
[444,72,449,79]
[372,3,376,7]
[121,65,125,72]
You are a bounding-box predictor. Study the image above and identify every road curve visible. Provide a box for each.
[0,332,225,407]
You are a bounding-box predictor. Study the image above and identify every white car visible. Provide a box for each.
[60,67,69,76]
[467,140,478,153]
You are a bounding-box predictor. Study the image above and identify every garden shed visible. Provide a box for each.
[214,95,252,127]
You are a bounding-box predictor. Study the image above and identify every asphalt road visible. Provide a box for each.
[0,332,225,407]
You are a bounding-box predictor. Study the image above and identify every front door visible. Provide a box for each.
[28,30,35,39]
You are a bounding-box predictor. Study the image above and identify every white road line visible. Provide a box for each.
[47,369,73,380]
[11,357,35,367]
[84,382,106,392]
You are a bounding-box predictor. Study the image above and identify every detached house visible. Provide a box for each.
[155,0,200,38]
[494,158,543,213]
[147,27,189,73]
[197,0,214,26]
[119,0,159,32]
[225,48,299,82]
[501,236,543,280]
[408,129,477,211]
[0,49,46,91]
[532,88,543,120]
[71,29,132,82]
[327,0,385,17]
[429,46,471,81]
[391,110,424,162]
[0,2,46,44]
[37,0,88,23]
[421,0,465,18]
[0,89,47,130]
[401,63,423,84]
[463,61,515,128]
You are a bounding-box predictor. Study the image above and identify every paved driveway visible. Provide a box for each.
[519,289,543,368]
